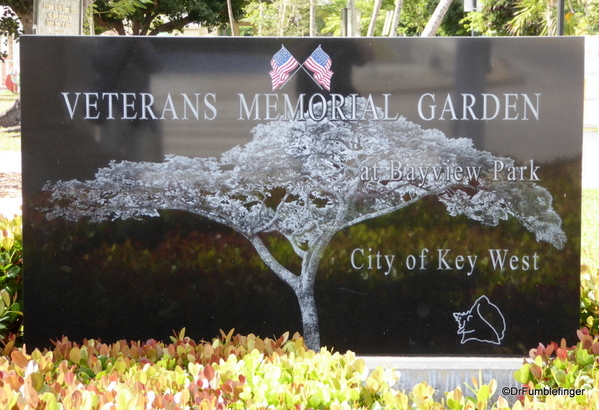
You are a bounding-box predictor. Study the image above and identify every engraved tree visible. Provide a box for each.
[43,97,566,350]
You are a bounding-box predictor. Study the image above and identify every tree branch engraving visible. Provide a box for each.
[43,97,566,350]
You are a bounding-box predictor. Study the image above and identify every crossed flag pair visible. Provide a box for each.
[269,45,334,91]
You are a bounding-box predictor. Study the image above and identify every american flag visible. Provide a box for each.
[269,46,299,90]
[304,46,333,91]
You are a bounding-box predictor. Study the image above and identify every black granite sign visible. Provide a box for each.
[21,36,583,355]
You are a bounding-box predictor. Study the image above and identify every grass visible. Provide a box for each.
[0,90,18,111]
[0,130,19,151]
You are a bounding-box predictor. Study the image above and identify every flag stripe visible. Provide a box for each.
[304,46,333,91]
[269,46,299,90]
[304,58,332,90]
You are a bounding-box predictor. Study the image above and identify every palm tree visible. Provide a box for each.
[227,0,239,35]
[367,0,383,36]
[421,0,453,36]
[389,0,404,36]
[508,0,575,35]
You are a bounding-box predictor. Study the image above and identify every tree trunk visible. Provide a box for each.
[94,14,126,35]
[421,0,453,36]
[87,2,95,35]
[389,0,404,36]
[295,234,334,351]
[310,0,316,37]
[14,11,34,35]
[247,233,332,352]
[367,0,383,36]
[227,0,238,36]
[132,20,142,35]
[279,0,287,37]
[150,16,195,35]
[258,2,264,36]
[297,286,320,350]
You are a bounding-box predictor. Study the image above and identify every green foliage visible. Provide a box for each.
[318,0,343,36]
[6,327,599,408]
[464,0,599,36]
[578,0,599,34]
[0,331,397,409]
[102,0,153,20]
[0,329,570,409]
[581,189,599,334]
[430,0,469,36]
[93,0,248,35]
[581,266,599,334]
[243,0,325,36]
[0,6,19,41]
[507,0,556,35]
[512,328,599,407]
[319,0,398,36]
[461,0,518,36]
[0,215,22,342]
[0,127,20,151]
[581,189,599,273]
[318,0,468,36]
[0,0,33,35]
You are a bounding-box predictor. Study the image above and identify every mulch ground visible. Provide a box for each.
[0,172,21,198]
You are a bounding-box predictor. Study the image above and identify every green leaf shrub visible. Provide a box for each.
[513,328,599,407]
[0,330,401,409]
[580,265,599,335]
[0,329,597,409]
[581,189,599,334]
[0,215,22,341]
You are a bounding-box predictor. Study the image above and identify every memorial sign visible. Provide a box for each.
[21,37,583,355]
[34,0,82,35]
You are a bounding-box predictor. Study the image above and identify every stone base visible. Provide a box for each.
[361,356,524,403]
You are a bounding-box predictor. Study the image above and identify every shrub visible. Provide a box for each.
[2,329,599,409]
[513,328,599,407]
[581,189,599,334]
[0,330,398,409]
[581,265,599,335]
[0,214,22,341]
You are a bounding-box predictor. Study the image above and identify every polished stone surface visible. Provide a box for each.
[21,37,583,354]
